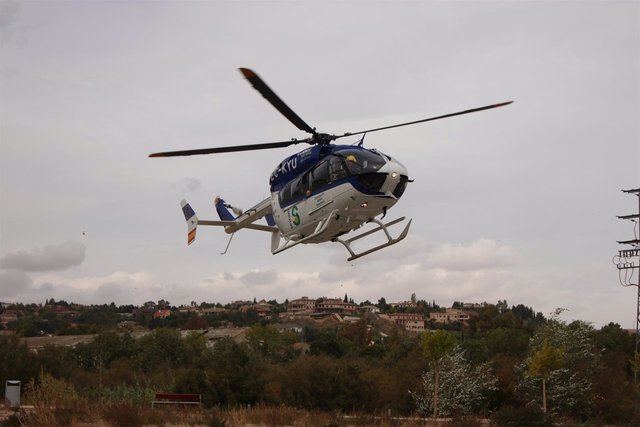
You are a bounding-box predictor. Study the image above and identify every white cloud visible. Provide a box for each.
[0,241,85,272]
[239,269,278,286]
[424,239,519,271]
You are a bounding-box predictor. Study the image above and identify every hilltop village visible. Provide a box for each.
[0,295,533,349]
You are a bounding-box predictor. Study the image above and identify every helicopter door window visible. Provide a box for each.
[289,178,301,201]
[309,161,329,191]
[279,176,303,205]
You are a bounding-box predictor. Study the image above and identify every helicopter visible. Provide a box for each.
[150,68,512,261]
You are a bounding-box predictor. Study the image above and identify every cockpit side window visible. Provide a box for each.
[329,156,349,182]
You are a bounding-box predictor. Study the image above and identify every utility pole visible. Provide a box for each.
[615,188,640,386]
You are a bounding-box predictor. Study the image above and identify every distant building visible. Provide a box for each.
[288,297,316,313]
[198,327,248,347]
[238,300,272,317]
[0,310,19,325]
[389,313,425,332]
[360,305,381,314]
[21,334,98,352]
[50,305,78,318]
[229,300,253,310]
[341,315,361,323]
[199,307,228,314]
[153,309,171,320]
[462,302,488,309]
[389,301,417,309]
[429,308,471,325]
[252,300,272,317]
[316,298,357,314]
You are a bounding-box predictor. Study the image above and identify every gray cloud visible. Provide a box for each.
[0,269,31,297]
[239,269,278,286]
[0,241,85,272]
[424,239,519,272]
[0,1,19,31]
[95,282,125,302]
[37,282,54,292]
[180,177,202,192]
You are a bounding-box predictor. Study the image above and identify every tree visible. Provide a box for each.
[496,299,509,313]
[527,340,564,413]
[344,293,348,303]
[411,345,497,417]
[136,328,186,370]
[420,330,457,418]
[246,324,297,362]
[411,293,417,304]
[377,297,389,311]
[518,309,597,418]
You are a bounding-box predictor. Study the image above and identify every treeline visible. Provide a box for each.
[0,305,636,424]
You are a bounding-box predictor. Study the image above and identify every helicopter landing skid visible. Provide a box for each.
[333,216,412,262]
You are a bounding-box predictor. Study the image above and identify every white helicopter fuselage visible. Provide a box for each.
[271,156,409,244]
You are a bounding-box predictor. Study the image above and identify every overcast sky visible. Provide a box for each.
[1,1,638,327]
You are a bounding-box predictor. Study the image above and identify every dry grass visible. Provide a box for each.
[14,397,443,426]
[225,404,335,426]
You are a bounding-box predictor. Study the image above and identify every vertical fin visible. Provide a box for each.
[180,199,198,245]
[214,196,235,221]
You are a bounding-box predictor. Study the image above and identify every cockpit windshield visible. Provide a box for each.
[334,149,386,175]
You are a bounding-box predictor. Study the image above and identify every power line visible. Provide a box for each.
[614,188,640,394]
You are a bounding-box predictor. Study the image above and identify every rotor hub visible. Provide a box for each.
[312,133,335,146]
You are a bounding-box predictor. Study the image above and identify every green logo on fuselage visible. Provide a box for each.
[291,205,300,226]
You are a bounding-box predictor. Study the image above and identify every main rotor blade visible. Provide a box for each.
[334,101,514,139]
[149,139,306,157]
[239,68,316,135]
